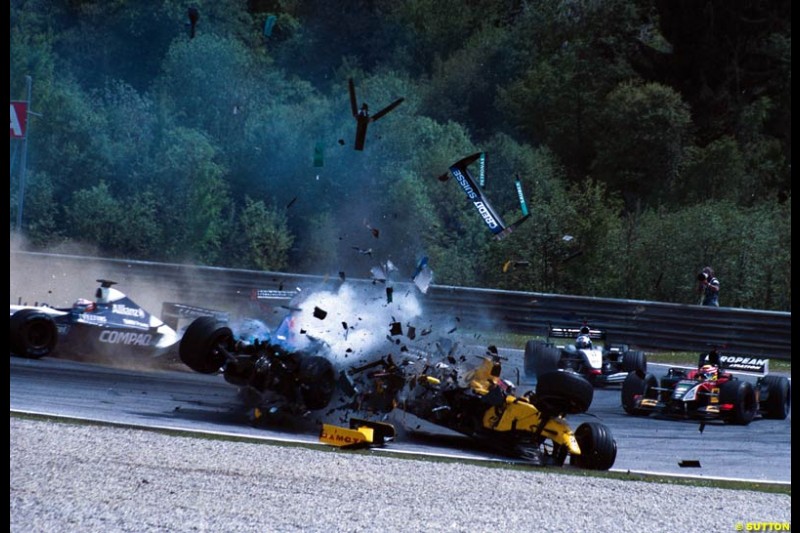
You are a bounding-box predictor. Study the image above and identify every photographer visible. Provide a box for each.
[697,266,720,306]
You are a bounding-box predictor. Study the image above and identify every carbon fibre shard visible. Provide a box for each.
[348,78,404,151]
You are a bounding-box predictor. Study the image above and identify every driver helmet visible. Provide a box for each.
[699,364,718,381]
[73,298,96,312]
[576,335,592,349]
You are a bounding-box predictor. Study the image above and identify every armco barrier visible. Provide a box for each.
[10,251,791,360]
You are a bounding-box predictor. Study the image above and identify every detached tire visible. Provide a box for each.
[179,316,233,374]
[534,370,594,415]
[760,375,791,420]
[571,422,617,471]
[622,350,647,373]
[720,380,757,425]
[621,371,658,416]
[10,309,58,359]
[298,354,336,410]
[524,340,561,377]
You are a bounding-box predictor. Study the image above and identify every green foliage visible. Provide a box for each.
[8,0,792,311]
[239,196,294,271]
[291,211,339,274]
[592,81,692,209]
[64,181,123,249]
[680,137,748,205]
[17,171,60,246]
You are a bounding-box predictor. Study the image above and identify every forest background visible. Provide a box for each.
[9,0,791,311]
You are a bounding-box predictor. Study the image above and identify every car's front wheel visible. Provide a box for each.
[621,371,657,416]
[571,422,617,470]
[179,316,233,374]
[720,380,757,425]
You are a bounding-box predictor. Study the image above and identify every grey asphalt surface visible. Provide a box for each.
[10,356,791,483]
[10,356,792,533]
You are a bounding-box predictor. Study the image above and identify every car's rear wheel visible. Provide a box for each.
[621,371,657,416]
[720,380,757,425]
[524,340,560,377]
[571,422,617,471]
[179,316,232,374]
[534,370,594,415]
[298,354,336,410]
[760,375,791,420]
[622,350,647,373]
[10,309,58,359]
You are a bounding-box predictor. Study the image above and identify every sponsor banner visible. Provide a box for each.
[112,303,146,319]
[719,355,769,374]
[99,330,153,346]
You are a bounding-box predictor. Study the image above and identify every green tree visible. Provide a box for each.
[239,196,294,271]
[592,81,692,210]
[64,181,123,249]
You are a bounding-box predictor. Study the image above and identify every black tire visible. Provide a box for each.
[297,354,336,410]
[524,340,561,377]
[622,350,647,373]
[621,371,658,416]
[571,422,617,471]
[10,309,58,359]
[719,380,757,425]
[534,370,594,415]
[179,316,233,374]
[759,376,791,420]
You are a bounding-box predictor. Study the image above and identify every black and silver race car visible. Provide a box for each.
[10,279,192,365]
[524,325,647,386]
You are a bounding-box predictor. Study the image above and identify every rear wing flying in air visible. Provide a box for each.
[439,153,530,240]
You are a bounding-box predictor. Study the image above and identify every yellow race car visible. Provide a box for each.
[346,350,617,470]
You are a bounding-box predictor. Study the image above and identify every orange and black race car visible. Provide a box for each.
[621,348,790,425]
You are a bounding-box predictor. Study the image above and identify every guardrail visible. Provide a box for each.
[10,251,791,360]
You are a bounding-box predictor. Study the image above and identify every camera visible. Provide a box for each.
[697,272,709,282]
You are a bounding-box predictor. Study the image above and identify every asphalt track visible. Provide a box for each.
[9,355,790,484]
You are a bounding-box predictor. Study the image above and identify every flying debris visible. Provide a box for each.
[187,6,199,39]
[263,14,277,38]
[411,256,434,294]
[370,266,387,282]
[286,196,297,209]
[349,78,404,151]
[386,287,393,304]
[352,247,373,257]
[502,260,531,273]
[313,306,328,320]
[319,418,396,449]
[313,141,324,167]
[438,153,531,240]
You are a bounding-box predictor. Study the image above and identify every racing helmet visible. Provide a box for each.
[699,364,718,381]
[576,335,592,349]
[73,298,96,312]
